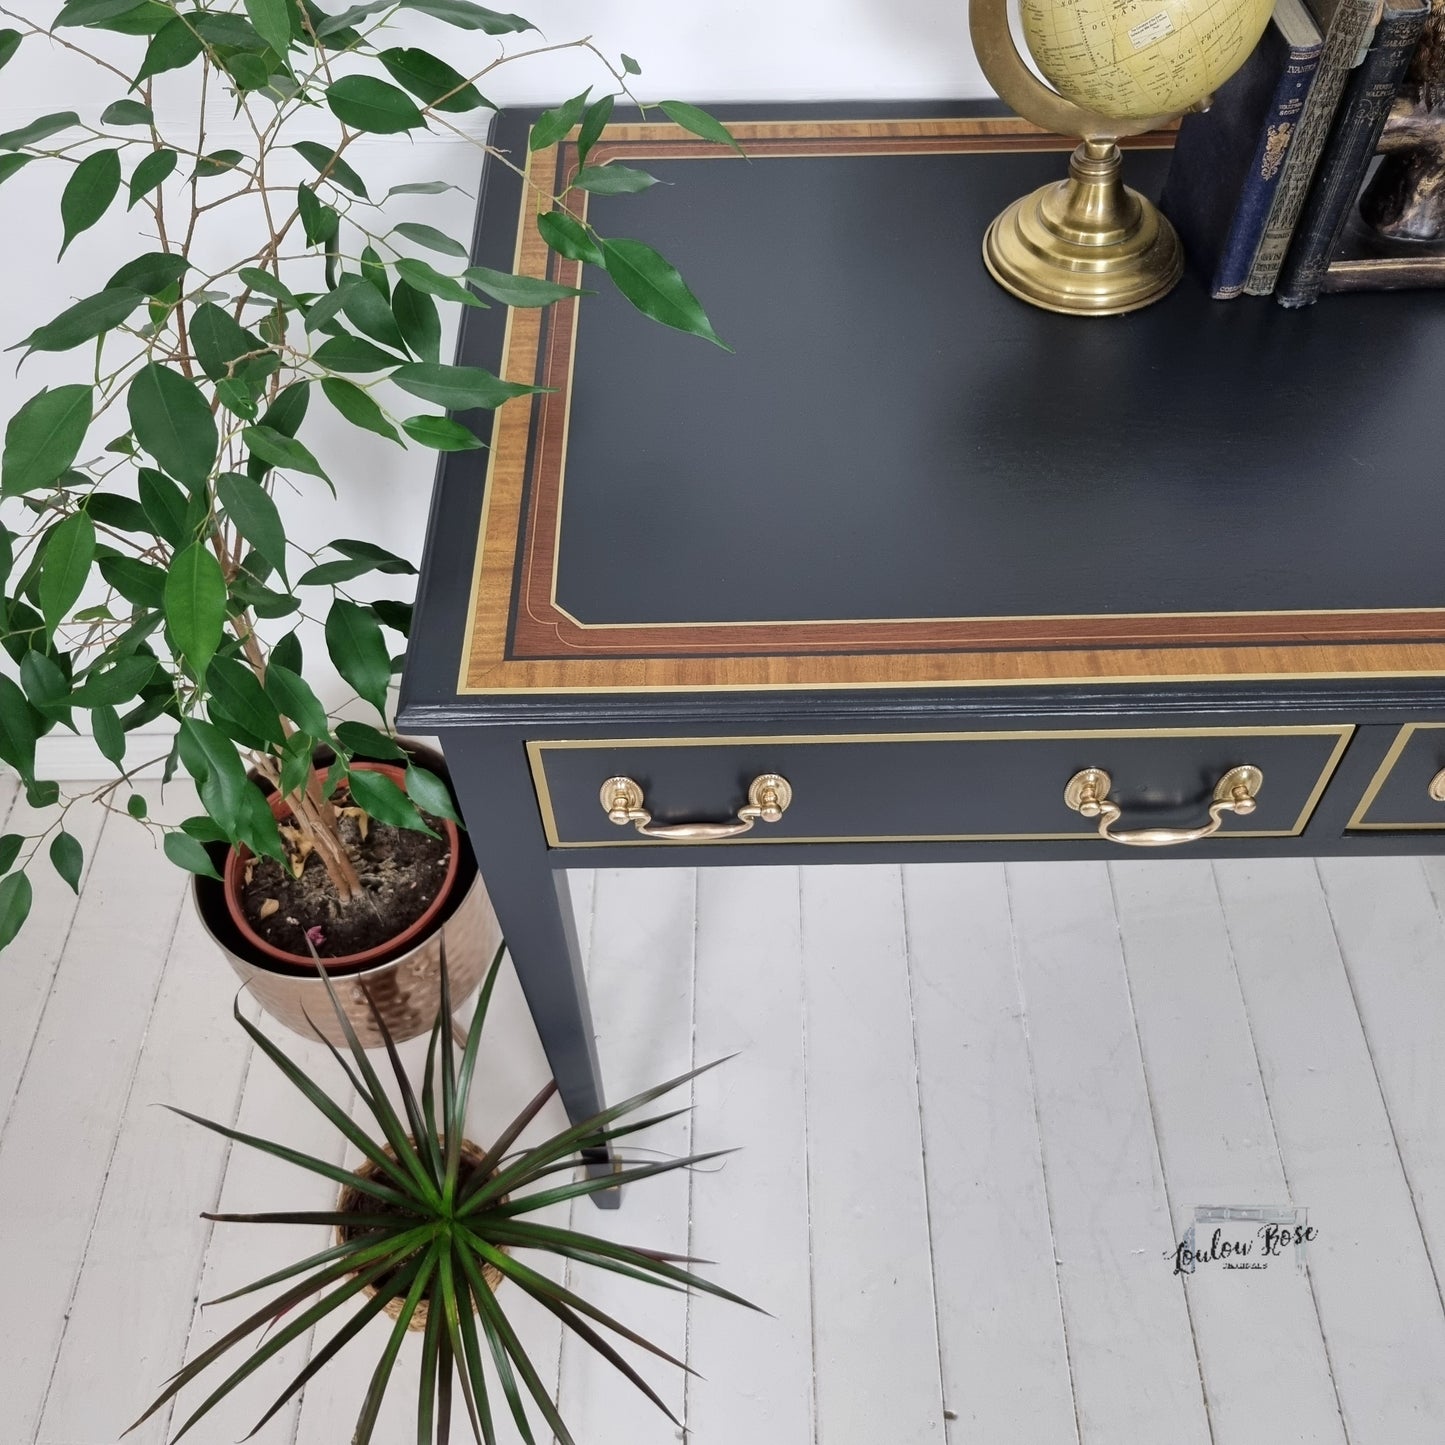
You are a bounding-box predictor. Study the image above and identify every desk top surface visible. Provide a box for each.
[415,106,1445,707]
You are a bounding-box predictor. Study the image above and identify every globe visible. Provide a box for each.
[1019,0,1274,122]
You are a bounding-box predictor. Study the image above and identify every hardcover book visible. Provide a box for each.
[1161,0,1324,299]
[1243,0,1383,293]
[1275,0,1429,305]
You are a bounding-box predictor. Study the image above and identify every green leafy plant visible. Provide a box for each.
[0,1,736,948]
[131,944,753,1443]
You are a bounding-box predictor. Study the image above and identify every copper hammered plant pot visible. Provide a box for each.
[336,1140,506,1330]
[194,750,503,1048]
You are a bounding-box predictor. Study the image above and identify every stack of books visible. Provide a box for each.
[1161,0,1430,306]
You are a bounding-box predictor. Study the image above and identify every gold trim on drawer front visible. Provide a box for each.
[528,725,1355,848]
[1348,723,1445,830]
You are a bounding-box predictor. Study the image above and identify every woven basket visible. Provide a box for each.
[336,1139,507,1331]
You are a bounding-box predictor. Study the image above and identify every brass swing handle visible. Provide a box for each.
[600,774,792,841]
[1064,765,1264,848]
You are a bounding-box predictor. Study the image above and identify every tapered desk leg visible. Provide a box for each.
[440,731,618,1207]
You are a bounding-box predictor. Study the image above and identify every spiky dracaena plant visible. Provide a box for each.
[0,1,738,950]
[130,947,753,1444]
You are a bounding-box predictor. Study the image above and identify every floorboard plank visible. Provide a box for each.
[1109,859,1345,1445]
[686,865,812,1444]
[903,862,1079,1445]
[36,883,259,1445]
[1005,862,1211,1445]
[0,784,187,1445]
[1213,858,1445,1444]
[554,867,698,1445]
[801,864,945,1445]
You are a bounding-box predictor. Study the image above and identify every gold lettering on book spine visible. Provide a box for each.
[1261,122,1292,178]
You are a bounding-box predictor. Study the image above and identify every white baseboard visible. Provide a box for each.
[35,728,176,781]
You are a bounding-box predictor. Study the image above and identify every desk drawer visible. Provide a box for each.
[529,727,1354,848]
[1350,724,1445,830]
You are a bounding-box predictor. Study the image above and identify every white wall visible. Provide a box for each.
[0,2,992,754]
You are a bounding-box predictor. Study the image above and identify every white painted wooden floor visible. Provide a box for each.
[6,778,1445,1445]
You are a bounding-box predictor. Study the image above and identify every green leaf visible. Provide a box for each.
[601,236,728,348]
[397,0,534,32]
[164,830,222,880]
[207,655,284,747]
[401,414,485,450]
[536,209,602,267]
[0,112,81,151]
[242,0,292,59]
[177,716,250,841]
[360,245,388,299]
[336,275,408,354]
[49,830,83,893]
[391,363,538,412]
[189,9,266,46]
[126,148,178,209]
[128,363,218,485]
[0,154,34,189]
[277,731,312,798]
[312,334,404,374]
[271,630,302,674]
[0,676,38,781]
[331,539,416,573]
[138,466,188,544]
[126,790,146,817]
[0,29,19,72]
[463,265,584,308]
[0,873,32,951]
[390,281,440,364]
[84,493,148,532]
[216,472,287,580]
[658,100,744,156]
[384,179,460,199]
[0,834,22,873]
[238,267,300,309]
[98,555,165,607]
[296,183,339,246]
[321,379,400,445]
[69,655,157,706]
[334,719,404,759]
[392,221,468,259]
[379,47,485,111]
[325,598,390,716]
[15,288,141,356]
[165,542,227,680]
[292,141,369,200]
[530,89,590,151]
[393,258,483,308]
[21,650,69,713]
[134,17,203,86]
[371,598,411,634]
[263,662,329,736]
[621,52,640,75]
[325,75,426,135]
[100,99,152,126]
[54,0,148,24]
[40,510,96,636]
[92,0,170,33]
[572,163,660,195]
[222,49,269,91]
[105,250,187,295]
[242,425,329,482]
[93,703,126,765]
[189,302,266,382]
[576,93,613,166]
[194,149,246,180]
[346,766,434,835]
[405,764,460,824]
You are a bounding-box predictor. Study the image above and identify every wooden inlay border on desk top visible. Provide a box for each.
[458,115,1445,696]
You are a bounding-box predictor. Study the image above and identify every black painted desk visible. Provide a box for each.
[399,104,1445,1181]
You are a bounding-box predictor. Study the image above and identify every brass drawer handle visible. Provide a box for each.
[600,773,792,841]
[1429,770,1445,803]
[1064,764,1263,848]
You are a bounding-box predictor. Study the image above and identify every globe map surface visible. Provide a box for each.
[1019,0,1275,122]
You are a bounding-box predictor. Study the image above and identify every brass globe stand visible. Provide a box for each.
[969,0,1186,315]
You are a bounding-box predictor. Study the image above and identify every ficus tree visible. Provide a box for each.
[0,0,736,946]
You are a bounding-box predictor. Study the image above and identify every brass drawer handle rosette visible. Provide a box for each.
[1064,765,1263,848]
[600,774,792,841]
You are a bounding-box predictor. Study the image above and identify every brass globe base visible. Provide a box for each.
[982,139,1184,316]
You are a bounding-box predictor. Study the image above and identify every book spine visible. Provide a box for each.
[1243,0,1379,294]
[1276,0,1427,306]
[1213,47,1324,298]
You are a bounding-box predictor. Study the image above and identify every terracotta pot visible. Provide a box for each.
[336,1139,506,1330]
[223,760,461,972]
